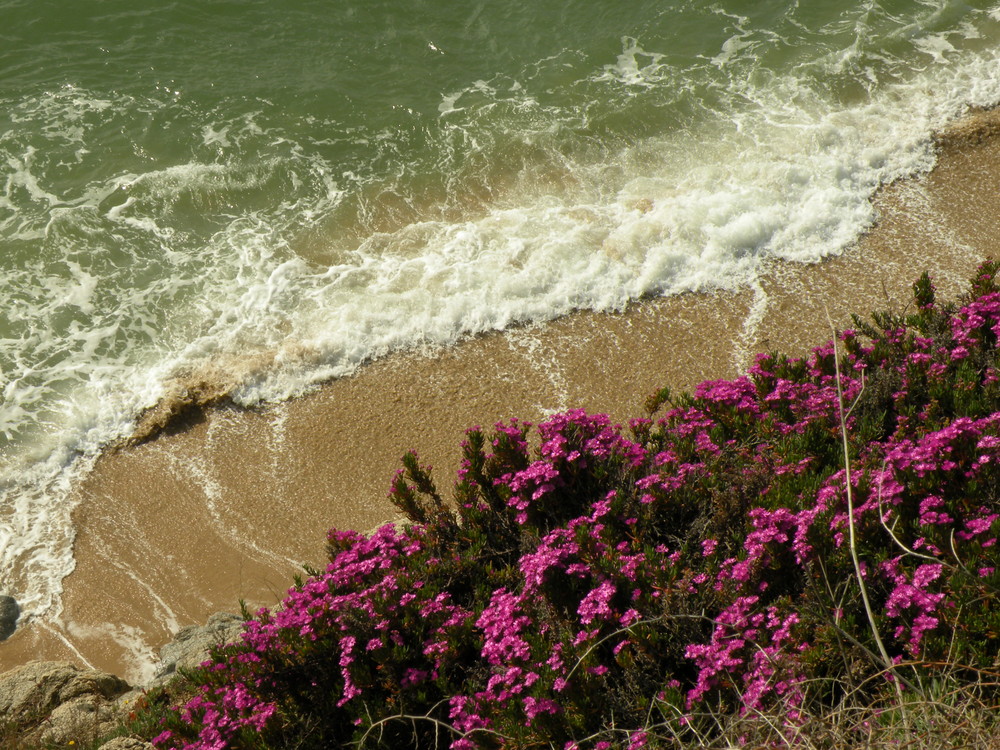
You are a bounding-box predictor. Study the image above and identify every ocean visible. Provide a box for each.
[3,0,1000,645]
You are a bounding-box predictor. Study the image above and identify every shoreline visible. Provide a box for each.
[2,107,1000,682]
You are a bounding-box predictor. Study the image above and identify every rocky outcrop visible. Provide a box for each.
[97,737,155,750]
[0,661,130,746]
[0,612,245,746]
[148,611,244,688]
[0,595,19,641]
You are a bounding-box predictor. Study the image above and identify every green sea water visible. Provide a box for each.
[3,0,1000,621]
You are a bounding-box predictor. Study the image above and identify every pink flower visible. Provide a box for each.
[578,581,617,625]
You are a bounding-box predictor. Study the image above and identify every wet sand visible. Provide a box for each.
[3,110,1000,684]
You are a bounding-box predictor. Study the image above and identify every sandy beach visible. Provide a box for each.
[2,109,999,684]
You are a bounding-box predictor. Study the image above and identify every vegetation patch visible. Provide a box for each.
[138,264,1000,748]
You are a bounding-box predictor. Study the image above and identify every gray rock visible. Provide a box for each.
[114,687,149,714]
[39,694,122,745]
[150,611,244,687]
[98,737,155,750]
[0,661,130,745]
[0,595,19,641]
[0,660,129,716]
[0,613,246,744]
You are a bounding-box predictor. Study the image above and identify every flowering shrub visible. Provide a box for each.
[151,264,1000,749]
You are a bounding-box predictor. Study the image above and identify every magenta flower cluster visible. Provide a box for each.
[151,267,1000,749]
